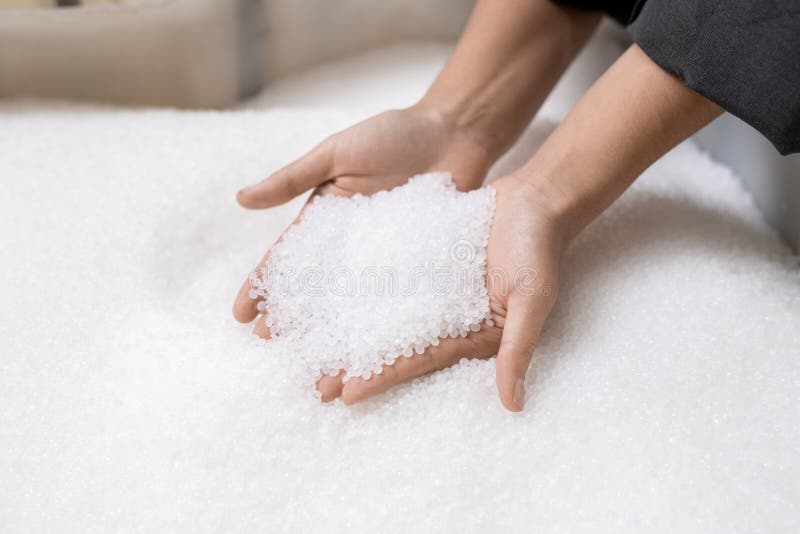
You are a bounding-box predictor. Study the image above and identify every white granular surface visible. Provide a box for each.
[251,173,494,385]
[1,44,799,533]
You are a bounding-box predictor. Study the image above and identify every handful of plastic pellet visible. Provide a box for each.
[249,172,495,389]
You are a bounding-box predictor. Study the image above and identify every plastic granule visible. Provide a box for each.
[249,173,495,387]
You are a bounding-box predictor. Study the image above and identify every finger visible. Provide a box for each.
[232,248,271,323]
[252,313,346,404]
[233,175,368,323]
[232,202,310,323]
[341,333,492,405]
[316,372,345,403]
[237,139,334,209]
[495,293,555,412]
[232,181,356,323]
[253,315,346,403]
[252,312,272,339]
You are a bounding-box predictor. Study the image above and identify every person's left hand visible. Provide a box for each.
[232,105,492,329]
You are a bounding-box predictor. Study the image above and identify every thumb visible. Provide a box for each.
[495,293,553,412]
[237,139,334,209]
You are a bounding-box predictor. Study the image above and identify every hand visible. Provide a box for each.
[316,174,568,412]
[233,105,492,325]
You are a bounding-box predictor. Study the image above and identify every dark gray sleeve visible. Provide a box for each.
[551,0,800,155]
[629,0,800,155]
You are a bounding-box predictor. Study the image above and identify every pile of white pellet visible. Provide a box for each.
[248,173,495,385]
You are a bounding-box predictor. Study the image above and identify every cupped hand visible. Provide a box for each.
[233,105,492,326]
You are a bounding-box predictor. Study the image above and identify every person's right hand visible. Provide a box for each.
[232,105,493,326]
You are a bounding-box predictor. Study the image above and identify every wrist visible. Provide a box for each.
[412,96,508,165]
[400,101,492,190]
[509,136,621,244]
[507,170,580,241]
[511,129,641,243]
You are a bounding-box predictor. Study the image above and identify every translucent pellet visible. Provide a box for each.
[250,173,495,388]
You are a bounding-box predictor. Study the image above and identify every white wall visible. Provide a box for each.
[259,0,473,79]
[0,0,241,107]
[0,0,473,107]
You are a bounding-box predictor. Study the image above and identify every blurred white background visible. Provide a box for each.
[0,0,475,107]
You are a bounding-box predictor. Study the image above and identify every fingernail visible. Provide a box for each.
[512,378,525,411]
[238,184,254,195]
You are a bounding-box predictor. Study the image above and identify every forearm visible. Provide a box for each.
[519,44,724,240]
[417,0,600,165]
